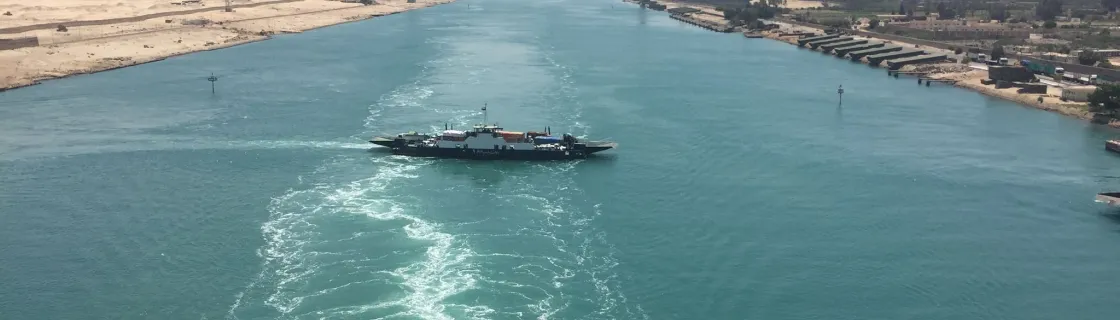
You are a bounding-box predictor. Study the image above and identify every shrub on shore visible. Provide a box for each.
[1089,84,1120,117]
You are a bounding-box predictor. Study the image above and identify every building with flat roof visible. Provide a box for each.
[878,20,1031,40]
[667,7,700,15]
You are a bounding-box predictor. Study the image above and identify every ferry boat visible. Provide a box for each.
[369,123,616,160]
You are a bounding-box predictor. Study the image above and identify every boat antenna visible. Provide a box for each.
[482,103,488,126]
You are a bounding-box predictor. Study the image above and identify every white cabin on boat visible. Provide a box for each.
[425,124,569,151]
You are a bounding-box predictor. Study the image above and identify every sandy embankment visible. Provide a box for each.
[0,0,454,91]
[929,70,1108,124]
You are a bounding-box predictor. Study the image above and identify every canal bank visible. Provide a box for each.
[7,1,1120,319]
[759,18,1114,128]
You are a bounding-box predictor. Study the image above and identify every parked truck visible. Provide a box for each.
[1020,59,1057,75]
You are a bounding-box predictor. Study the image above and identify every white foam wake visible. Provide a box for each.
[256,156,488,319]
[228,156,487,320]
[484,41,645,320]
[0,137,380,161]
[228,60,490,319]
[260,156,427,315]
[499,167,648,320]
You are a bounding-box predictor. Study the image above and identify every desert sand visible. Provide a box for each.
[0,0,454,91]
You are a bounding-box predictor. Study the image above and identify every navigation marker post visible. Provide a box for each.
[207,72,218,94]
[837,85,844,107]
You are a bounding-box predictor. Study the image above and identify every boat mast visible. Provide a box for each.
[482,103,488,126]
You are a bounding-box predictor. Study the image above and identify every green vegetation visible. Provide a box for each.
[991,45,1005,60]
[720,2,784,27]
[1079,50,1102,65]
[988,4,1008,22]
[1089,84,1120,117]
[1035,0,1063,21]
[672,0,773,8]
[1072,32,1120,51]
[935,2,957,19]
[825,0,906,13]
[1038,43,1073,54]
[791,9,873,28]
[1078,50,1114,67]
[1105,0,1120,12]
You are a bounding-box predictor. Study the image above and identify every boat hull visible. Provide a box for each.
[1097,192,1120,206]
[392,147,593,160]
[1107,140,1120,153]
[368,137,614,160]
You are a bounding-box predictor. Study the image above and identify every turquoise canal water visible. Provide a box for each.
[4,0,1120,319]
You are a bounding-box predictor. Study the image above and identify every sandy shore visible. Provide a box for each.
[0,0,454,91]
[647,0,823,11]
[928,70,1116,126]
